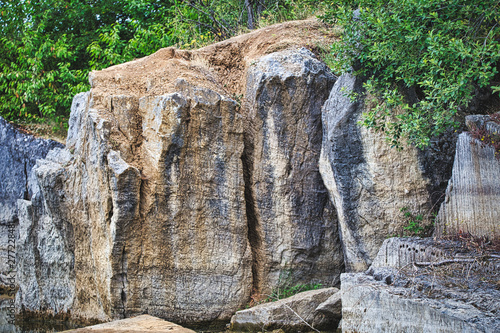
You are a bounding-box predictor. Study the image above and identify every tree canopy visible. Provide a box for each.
[0,0,320,126]
[323,0,500,148]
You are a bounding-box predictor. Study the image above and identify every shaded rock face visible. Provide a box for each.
[436,115,500,237]
[0,117,63,288]
[319,74,455,272]
[244,48,343,294]
[16,46,341,324]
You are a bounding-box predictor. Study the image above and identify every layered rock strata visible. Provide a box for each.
[0,117,63,289]
[319,74,455,271]
[436,114,500,237]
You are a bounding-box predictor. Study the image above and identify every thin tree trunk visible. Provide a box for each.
[245,0,255,29]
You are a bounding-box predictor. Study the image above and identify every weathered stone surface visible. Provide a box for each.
[17,83,251,323]
[0,116,63,289]
[370,237,451,269]
[436,115,500,237]
[342,237,500,333]
[341,272,500,333]
[244,48,343,295]
[67,315,196,333]
[315,292,341,319]
[319,74,454,272]
[230,288,340,332]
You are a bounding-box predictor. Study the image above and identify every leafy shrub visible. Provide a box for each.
[399,207,434,237]
[322,0,500,148]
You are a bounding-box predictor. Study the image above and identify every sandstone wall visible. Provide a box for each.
[15,41,343,323]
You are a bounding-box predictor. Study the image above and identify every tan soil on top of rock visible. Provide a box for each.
[89,18,338,109]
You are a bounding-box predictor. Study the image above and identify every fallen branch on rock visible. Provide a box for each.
[415,255,500,267]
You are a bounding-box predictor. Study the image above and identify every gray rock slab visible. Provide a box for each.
[230,288,340,332]
[341,272,499,333]
[0,116,63,288]
[437,131,500,237]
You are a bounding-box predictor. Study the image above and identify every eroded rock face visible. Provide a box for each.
[436,115,500,237]
[16,40,342,323]
[341,272,499,333]
[17,82,251,323]
[244,48,343,295]
[319,74,455,272]
[0,116,63,289]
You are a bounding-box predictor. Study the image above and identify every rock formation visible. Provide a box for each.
[244,48,343,295]
[319,74,455,272]
[0,117,63,289]
[436,114,500,237]
[341,237,500,333]
[14,20,343,324]
[230,287,340,332]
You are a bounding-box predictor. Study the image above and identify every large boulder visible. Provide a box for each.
[244,48,343,295]
[436,114,500,237]
[15,20,343,325]
[0,116,63,289]
[230,288,340,332]
[319,74,455,271]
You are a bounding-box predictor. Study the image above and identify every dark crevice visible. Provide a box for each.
[120,245,127,318]
[23,161,30,200]
[241,125,262,297]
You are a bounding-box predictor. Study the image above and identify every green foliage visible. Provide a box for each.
[399,207,434,237]
[266,270,323,302]
[322,0,500,148]
[0,0,324,125]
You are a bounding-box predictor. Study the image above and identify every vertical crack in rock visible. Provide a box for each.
[120,246,127,318]
[23,161,30,200]
[242,127,262,296]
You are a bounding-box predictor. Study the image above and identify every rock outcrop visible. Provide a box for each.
[319,74,455,271]
[0,117,63,288]
[244,48,343,295]
[436,114,500,237]
[15,20,342,324]
[341,237,500,333]
[230,288,340,332]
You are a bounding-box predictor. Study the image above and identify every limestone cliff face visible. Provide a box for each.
[15,20,342,324]
[319,74,455,271]
[17,84,251,323]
